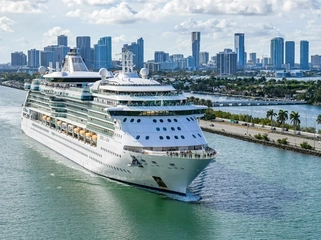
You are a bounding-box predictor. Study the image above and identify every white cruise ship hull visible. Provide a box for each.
[21,116,214,195]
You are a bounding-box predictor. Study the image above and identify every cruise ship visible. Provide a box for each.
[21,48,217,195]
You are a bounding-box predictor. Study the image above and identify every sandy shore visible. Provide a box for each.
[200,119,321,156]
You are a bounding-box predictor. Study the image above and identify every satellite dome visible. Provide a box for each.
[38,66,46,75]
[140,68,149,78]
[99,68,108,78]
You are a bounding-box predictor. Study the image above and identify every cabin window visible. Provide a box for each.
[181,135,185,139]
[163,127,167,131]
[136,135,140,139]
[159,136,164,140]
[156,127,160,131]
[123,118,127,122]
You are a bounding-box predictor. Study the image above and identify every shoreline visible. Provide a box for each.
[200,120,321,157]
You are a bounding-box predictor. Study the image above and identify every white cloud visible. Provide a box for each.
[0,0,46,13]
[66,9,82,17]
[0,16,15,32]
[113,34,127,44]
[42,26,72,46]
[62,0,115,7]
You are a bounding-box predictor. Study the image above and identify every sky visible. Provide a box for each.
[1,0,321,64]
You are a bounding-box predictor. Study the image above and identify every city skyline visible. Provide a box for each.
[1,0,321,64]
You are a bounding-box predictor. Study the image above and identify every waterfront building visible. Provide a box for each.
[57,35,68,47]
[27,49,40,68]
[285,41,295,68]
[191,32,200,69]
[94,36,112,70]
[154,51,168,63]
[11,52,27,66]
[199,52,209,65]
[234,33,245,69]
[270,37,284,69]
[216,49,237,75]
[76,36,93,69]
[122,37,144,69]
[186,56,195,70]
[300,40,309,69]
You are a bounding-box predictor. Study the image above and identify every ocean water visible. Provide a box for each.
[1,86,321,239]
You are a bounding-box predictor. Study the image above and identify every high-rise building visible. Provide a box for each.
[122,37,144,69]
[300,40,309,69]
[311,55,321,69]
[76,36,93,69]
[270,37,284,69]
[216,49,237,75]
[44,45,70,68]
[11,52,27,66]
[285,41,295,68]
[199,52,209,65]
[57,35,68,47]
[27,49,40,68]
[154,51,167,63]
[234,33,245,69]
[40,51,54,67]
[94,36,112,70]
[249,53,257,64]
[191,32,200,69]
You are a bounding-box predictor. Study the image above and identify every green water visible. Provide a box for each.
[1,86,321,239]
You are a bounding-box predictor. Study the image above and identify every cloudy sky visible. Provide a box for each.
[0,0,321,64]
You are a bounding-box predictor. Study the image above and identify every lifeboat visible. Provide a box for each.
[74,127,80,133]
[46,117,51,121]
[42,115,47,120]
[86,132,93,138]
[92,135,97,141]
[80,130,86,135]
[57,120,61,125]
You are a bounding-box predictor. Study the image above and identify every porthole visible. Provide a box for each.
[153,119,157,123]
[198,133,202,137]
[130,118,134,122]
[166,136,170,139]
[159,136,164,140]
[156,127,160,131]
[174,136,178,139]
[186,118,190,121]
[174,119,178,122]
[160,119,164,123]
[192,134,196,138]
[136,135,140,139]
[191,117,194,121]
[123,118,127,122]
[177,127,181,131]
[137,119,141,123]
[181,135,185,139]
[171,127,175,131]
[167,119,172,122]
[145,136,150,140]
[163,127,167,131]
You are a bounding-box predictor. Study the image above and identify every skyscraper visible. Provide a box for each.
[216,49,237,75]
[300,40,309,69]
[122,37,144,69]
[285,41,295,68]
[94,36,112,69]
[270,37,284,69]
[44,45,70,68]
[27,49,40,68]
[57,35,68,47]
[76,36,93,69]
[249,53,257,64]
[11,52,27,66]
[191,32,200,69]
[199,52,209,65]
[234,33,245,69]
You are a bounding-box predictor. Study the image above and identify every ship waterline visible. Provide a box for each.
[21,48,216,195]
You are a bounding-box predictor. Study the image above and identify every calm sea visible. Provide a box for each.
[1,86,321,239]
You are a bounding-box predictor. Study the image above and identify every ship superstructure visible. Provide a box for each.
[21,48,216,195]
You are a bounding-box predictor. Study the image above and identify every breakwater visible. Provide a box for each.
[202,126,321,157]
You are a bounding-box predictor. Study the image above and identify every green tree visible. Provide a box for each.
[277,109,288,133]
[290,111,300,134]
[317,114,321,125]
[266,109,277,129]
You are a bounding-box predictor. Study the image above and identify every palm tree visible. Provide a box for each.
[317,114,321,125]
[206,99,213,107]
[277,110,288,133]
[290,111,300,134]
[266,109,277,129]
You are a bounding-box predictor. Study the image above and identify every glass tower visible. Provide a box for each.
[270,37,284,69]
[285,41,295,68]
[234,33,245,69]
[76,36,93,69]
[191,32,200,69]
[300,40,309,69]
